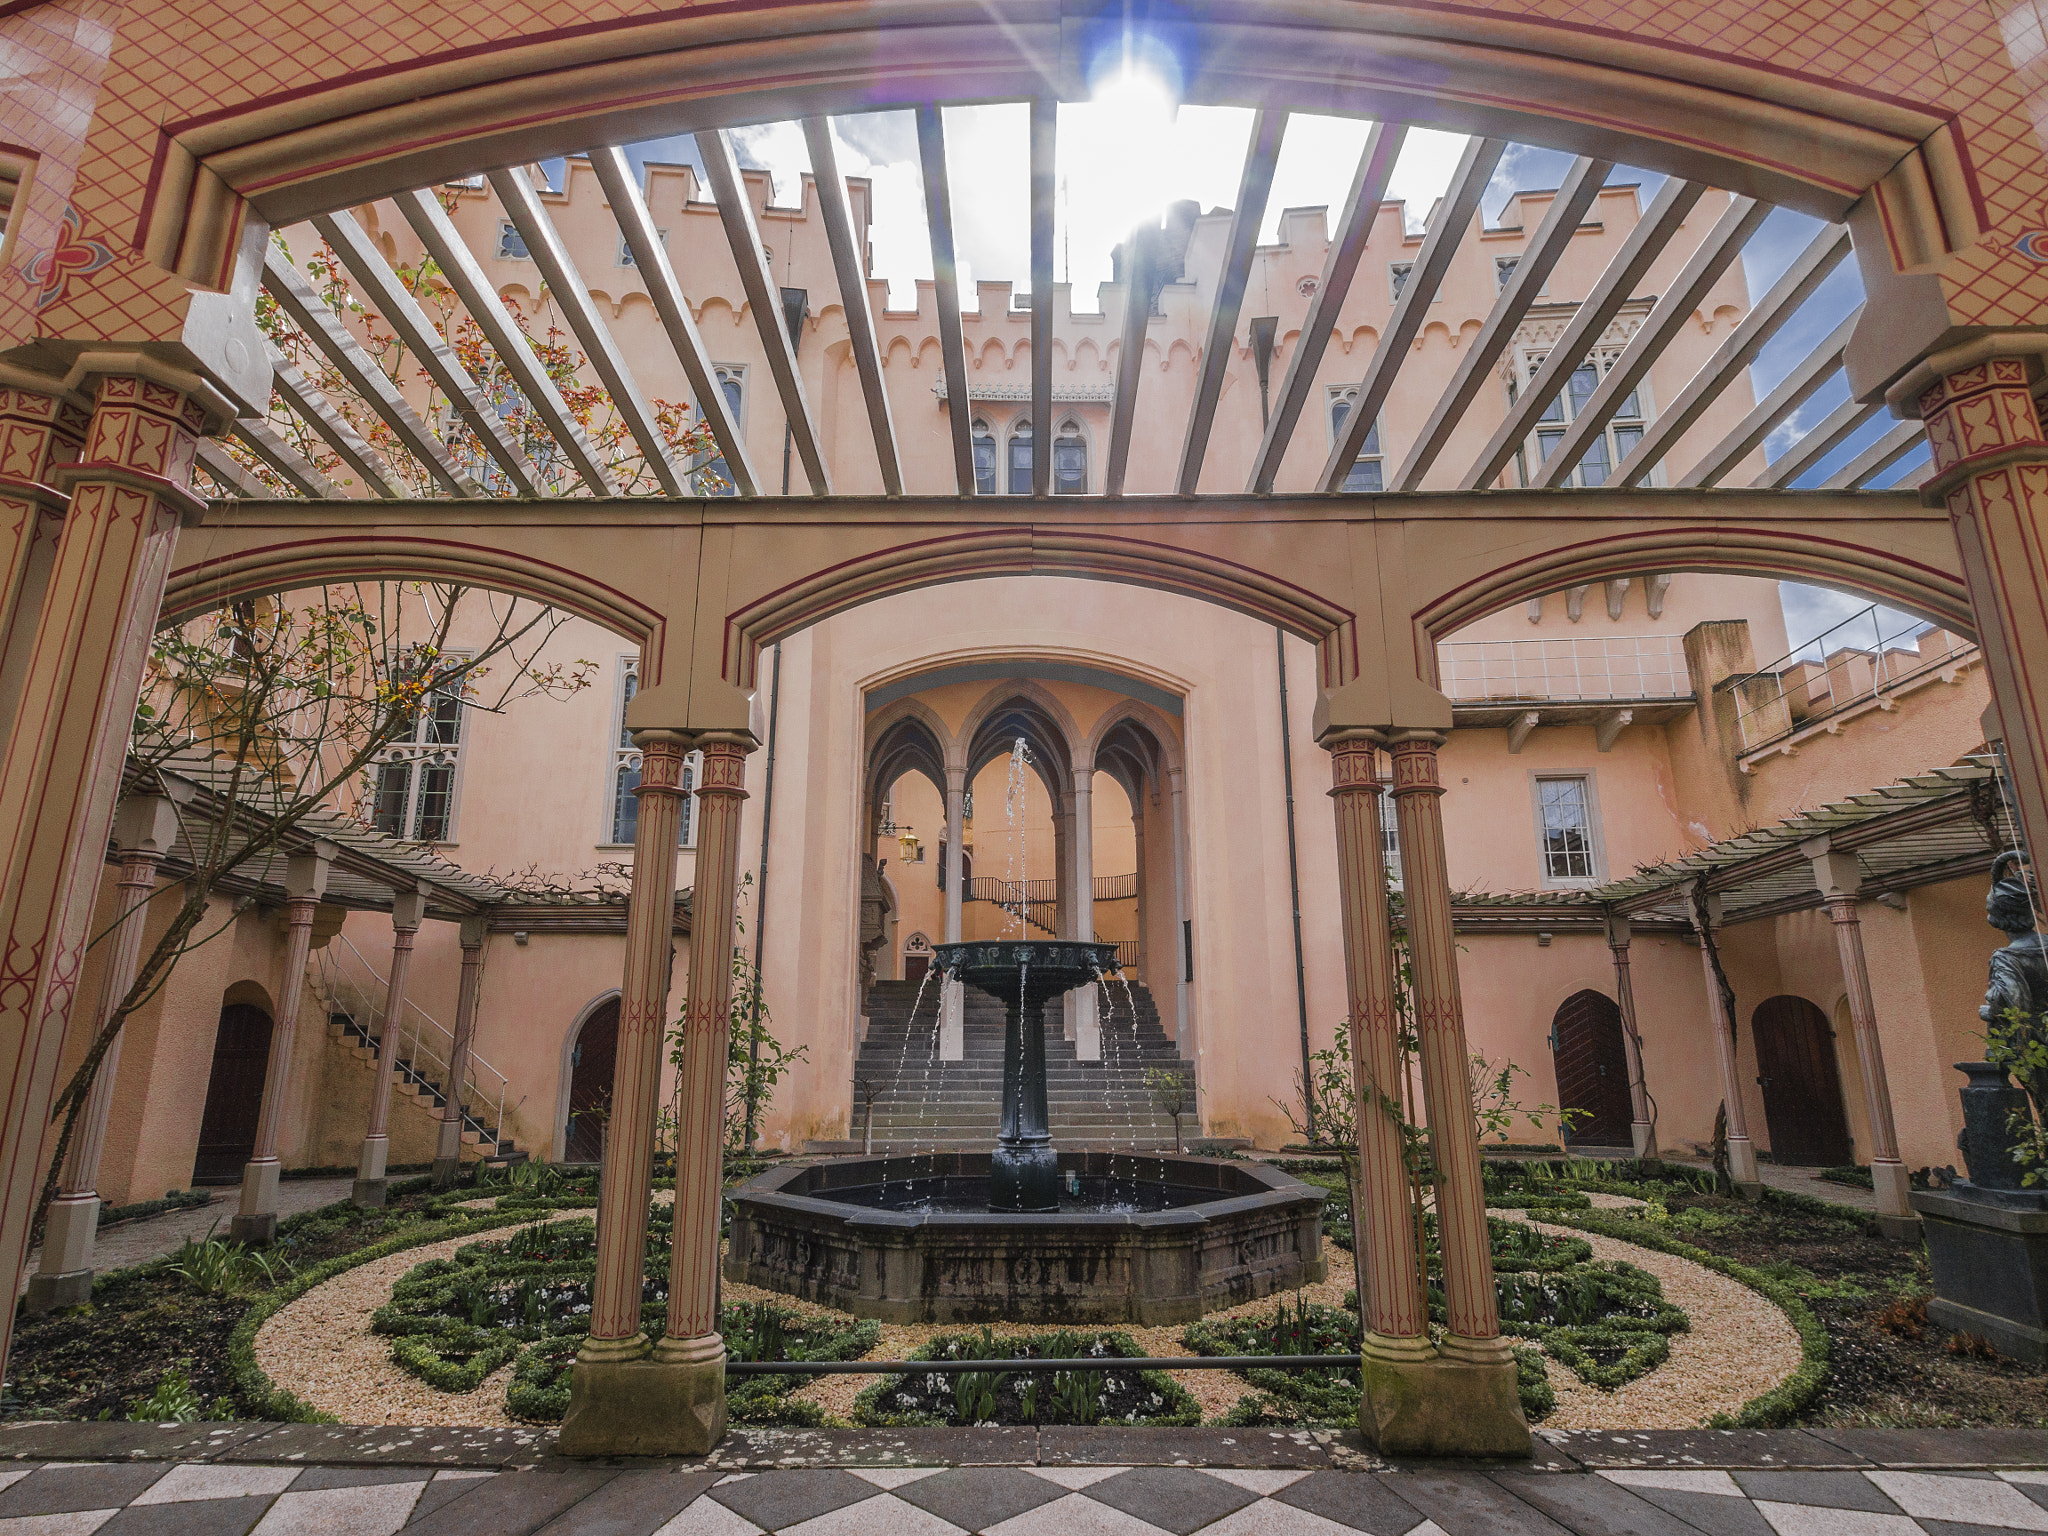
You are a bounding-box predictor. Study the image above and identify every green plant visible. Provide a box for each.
[1468,1054,1587,1145]
[126,1366,203,1424]
[1145,1067,1195,1152]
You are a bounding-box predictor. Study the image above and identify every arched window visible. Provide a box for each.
[700,365,746,496]
[971,419,997,495]
[1007,419,1033,495]
[1053,420,1088,494]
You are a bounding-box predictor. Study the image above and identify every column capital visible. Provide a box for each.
[111,795,180,860]
[1386,732,1446,797]
[389,884,429,933]
[1605,910,1632,951]
[1325,731,1384,793]
[458,915,489,950]
[284,842,334,902]
[1688,882,1724,931]
[1823,892,1863,925]
[693,730,755,794]
[1888,336,2048,419]
[1804,839,1863,900]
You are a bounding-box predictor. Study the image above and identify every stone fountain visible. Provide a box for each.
[724,939,1325,1323]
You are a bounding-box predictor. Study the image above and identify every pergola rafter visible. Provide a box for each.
[803,117,902,498]
[1678,306,1861,486]
[916,106,976,497]
[265,347,405,498]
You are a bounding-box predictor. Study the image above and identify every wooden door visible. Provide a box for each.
[192,1003,274,1184]
[1550,990,1634,1146]
[565,998,620,1163]
[903,954,930,985]
[1752,994,1854,1166]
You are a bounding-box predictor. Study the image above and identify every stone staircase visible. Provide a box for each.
[328,1012,521,1157]
[853,979,1191,1151]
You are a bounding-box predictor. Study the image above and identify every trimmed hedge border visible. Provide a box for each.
[1551,1209,1830,1427]
[227,1203,579,1423]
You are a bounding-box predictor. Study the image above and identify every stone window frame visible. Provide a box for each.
[1326,386,1384,493]
[1513,347,1655,490]
[1528,769,1607,888]
[369,652,472,845]
[602,655,702,850]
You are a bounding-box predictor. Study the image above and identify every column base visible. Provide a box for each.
[351,1179,388,1209]
[1358,1337,1531,1459]
[431,1156,461,1189]
[1728,1136,1762,1199]
[1632,1122,1660,1163]
[557,1333,726,1457]
[23,1268,93,1313]
[235,1159,279,1243]
[1872,1160,1918,1236]
[228,1213,277,1245]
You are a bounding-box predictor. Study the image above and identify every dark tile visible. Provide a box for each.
[1037,1427,1330,1467]
[1083,1467,1258,1535]
[1272,1470,1428,1535]
[406,1467,620,1535]
[2016,1482,2048,1515]
[226,1423,556,1468]
[407,1471,498,1525]
[1554,1431,1870,1469]
[702,1427,1036,1469]
[1377,1471,1574,1536]
[0,1461,169,1516]
[1603,1484,1778,1536]
[1805,1427,2048,1467]
[1922,1522,2048,1536]
[895,1468,1066,1529]
[532,1469,720,1535]
[0,1422,271,1462]
[709,1468,880,1529]
[1731,1470,1902,1512]
[97,1500,271,1536]
[291,1465,436,1491]
[1493,1472,1721,1536]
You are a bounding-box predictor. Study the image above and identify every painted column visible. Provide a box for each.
[1806,840,1914,1231]
[939,762,966,1060]
[1068,763,1100,1060]
[354,886,428,1207]
[233,845,334,1244]
[654,730,755,1439]
[1386,732,1505,1362]
[26,795,178,1311]
[1168,766,1193,1060]
[431,917,489,1186]
[1605,913,1659,1161]
[1690,887,1761,1191]
[1132,797,1148,983]
[0,366,216,1378]
[1915,353,2048,866]
[1321,730,1428,1355]
[573,731,689,1366]
[0,377,88,747]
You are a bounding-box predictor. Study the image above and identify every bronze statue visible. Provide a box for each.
[1984,851,2048,1033]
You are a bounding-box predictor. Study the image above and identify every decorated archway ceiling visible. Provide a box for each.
[198,98,1933,516]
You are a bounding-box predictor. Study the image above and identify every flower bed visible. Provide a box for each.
[852,1328,1201,1427]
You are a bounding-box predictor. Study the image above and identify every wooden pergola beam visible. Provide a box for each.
[695,128,833,495]
[1678,305,1860,486]
[1751,396,1884,488]
[1246,120,1407,495]
[1822,419,1925,490]
[266,346,405,498]
[231,416,339,498]
[915,106,977,496]
[1030,97,1056,498]
[802,117,902,497]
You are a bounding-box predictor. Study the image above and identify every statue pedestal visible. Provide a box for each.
[1913,1182,2048,1361]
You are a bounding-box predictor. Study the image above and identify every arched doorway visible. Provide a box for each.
[564,998,619,1164]
[1549,990,1634,1148]
[1752,995,1854,1167]
[192,1002,274,1184]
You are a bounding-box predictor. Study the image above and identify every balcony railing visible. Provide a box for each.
[1435,634,1689,703]
[1733,605,1978,753]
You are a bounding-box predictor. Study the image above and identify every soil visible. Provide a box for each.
[1650,1183,2048,1428]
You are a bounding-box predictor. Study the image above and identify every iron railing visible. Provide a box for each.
[965,876,1059,935]
[1435,633,1688,703]
[1093,872,1138,901]
[1732,605,1977,752]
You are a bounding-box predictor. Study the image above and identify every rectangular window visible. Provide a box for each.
[697,367,745,496]
[617,228,668,267]
[371,670,467,842]
[1518,355,1652,488]
[1007,426,1032,495]
[610,662,700,847]
[496,221,531,261]
[1536,776,1597,882]
[1379,789,1402,888]
[1329,395,1384,493]
[1495,256,1518,290]
[1052,431,1086,494]
[973,429,998,495]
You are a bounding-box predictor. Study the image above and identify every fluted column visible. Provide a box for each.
[660,731,754,1368]
[1386,732,1504,1361]
[1067,763,1100,1060]
[27,795,178,1311]
[939,762,966,1060]
[1322,730,1428,1354]
[1690,887,1761,1192]
[0,377,87,746]
[0,365,217,1378]
[1605,913,1659,1161]
[233,845,333,1244]
[354,886,428,1207]
[431,918,489,1186]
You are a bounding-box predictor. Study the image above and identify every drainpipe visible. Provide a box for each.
[743,642,784,1150]
[1249,317,1278,429]
[1277,628,1316,1144]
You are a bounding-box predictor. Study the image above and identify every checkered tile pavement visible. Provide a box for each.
[10,1459,2048,1535]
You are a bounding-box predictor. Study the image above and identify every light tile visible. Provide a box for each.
[131,1464,298,1505]
[1755,1500,1921,1536]
[653,1496,767,1536]
[781,1491,966,1536]
[1865,1471,2048,1529]
[0,1516,117,1535]
[716,1473,757,1486]
[2004,1473,2048,1486]
[849,1469,943,1489]
[1024,1467,1129,1490]
[431,1470,494,1483]
[1202,1470,1311,1495]
[250,1482,423,1536]
[1602,1469,1746,1497]
[984,1491,1172,1536]
[1189,1502,1360,1536]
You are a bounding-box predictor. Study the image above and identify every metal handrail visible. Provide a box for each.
[1093,872,1138,901]
[1732,604,1976,752]
[1435,632,1688,703]
[313,931,511,1141]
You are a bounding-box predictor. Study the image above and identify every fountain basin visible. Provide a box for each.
[723,1151,1327,1325]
